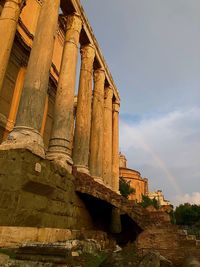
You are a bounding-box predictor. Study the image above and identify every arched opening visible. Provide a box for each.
[76,192,143,246]
[77,192,113,232]
[113,214,142,246]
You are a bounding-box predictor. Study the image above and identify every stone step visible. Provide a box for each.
[196,240,200,247]
[186,234,196,241]
[177,229,188,236]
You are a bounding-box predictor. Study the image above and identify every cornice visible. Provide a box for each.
[70,0,120,101]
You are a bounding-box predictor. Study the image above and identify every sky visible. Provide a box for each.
[80,0,200,206]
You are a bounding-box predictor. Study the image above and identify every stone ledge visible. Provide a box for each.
[0,226,113,249]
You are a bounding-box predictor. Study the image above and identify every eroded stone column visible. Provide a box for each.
[0,0,26,93]
[47,13,82,172]
[72,44,95,174]
[89,68,105,181]
[0,0,60,157]
[112,100,120,192]
[103,86,113,187]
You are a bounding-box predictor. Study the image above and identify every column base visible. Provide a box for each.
[102,182,112,190]
[0,126,45,158]
[74,165,90,175]
[93,176,105,185]
[105,184,112,190]
[46,151,73,174]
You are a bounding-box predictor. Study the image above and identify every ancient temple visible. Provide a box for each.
[0,0,120,191]
[0,1,200,265]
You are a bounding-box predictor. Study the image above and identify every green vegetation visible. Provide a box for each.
[83,252,108,267]
[0,248,16,259]
[174,203,200,226]
[119,177,135,198]
[174,203,200,238]
[140,194,159,209]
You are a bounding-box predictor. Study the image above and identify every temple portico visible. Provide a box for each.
[0,0,120,192]
[0,0,60,157]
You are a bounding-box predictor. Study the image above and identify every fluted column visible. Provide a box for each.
[89,68,105,181]
[103,86,113,187]
[0,0,26,93]
[0,0,60,157]
[47,13,82,172]
[112,100,120,192]
[72,44,95,174]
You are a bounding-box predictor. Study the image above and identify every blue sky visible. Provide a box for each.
[80,0,200,205]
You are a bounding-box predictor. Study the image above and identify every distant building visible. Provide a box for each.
[119,152,148,202]
[148,190,171,207]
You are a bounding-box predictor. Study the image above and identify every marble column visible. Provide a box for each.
[47,13,82,172]
[112,100,120,192]
[0,0,26,93]
[72,44,95,174]
[103,86,113,187]
[0,0,60,157]
[89,68,105,181]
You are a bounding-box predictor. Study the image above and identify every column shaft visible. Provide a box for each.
[72,44,95,174]
[89,68,105,180]
[0,0,26,93]
[47,13,82,172]
[3,67,26,140]
[40,95,49,137]
[0,0,60,157]
[103,87,113,187]
[112,101,120,192]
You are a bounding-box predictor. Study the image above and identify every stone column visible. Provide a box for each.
[47,13,82,172]
[0,0,60,157]
[72,44,95,174]
[40,95,49,136]
[103,86,113,187]
[3,67,26,140]
[89,68,105,181]
[112,100,120,192]
[0,0,26,93]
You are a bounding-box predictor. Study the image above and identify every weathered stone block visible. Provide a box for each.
[0,149,93,230]
[17,192,48,211]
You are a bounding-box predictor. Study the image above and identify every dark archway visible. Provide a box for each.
[113,214,142,246]
[77,192,113,232]
[77,193,143,245]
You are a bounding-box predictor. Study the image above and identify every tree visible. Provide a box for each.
[140,195,159,209]
[119,177,135,199]
[174,203,200,226]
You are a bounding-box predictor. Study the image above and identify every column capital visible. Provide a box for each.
[113,101,120,113]
[81,44,95,59]
[6,0,26,8]
[105,86,113,100]
[66,13,82,33]
[94,68,105,83]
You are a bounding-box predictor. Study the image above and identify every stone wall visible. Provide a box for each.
[0,149,93,230]
[137,225,200,266]
[119,167,148,203]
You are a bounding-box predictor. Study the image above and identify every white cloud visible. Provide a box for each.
[174,192,200,206]
[119,107,200,205]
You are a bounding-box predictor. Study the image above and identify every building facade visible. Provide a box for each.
[119,153,148,202]
[0,0,120,192]
[148,190,171,207]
